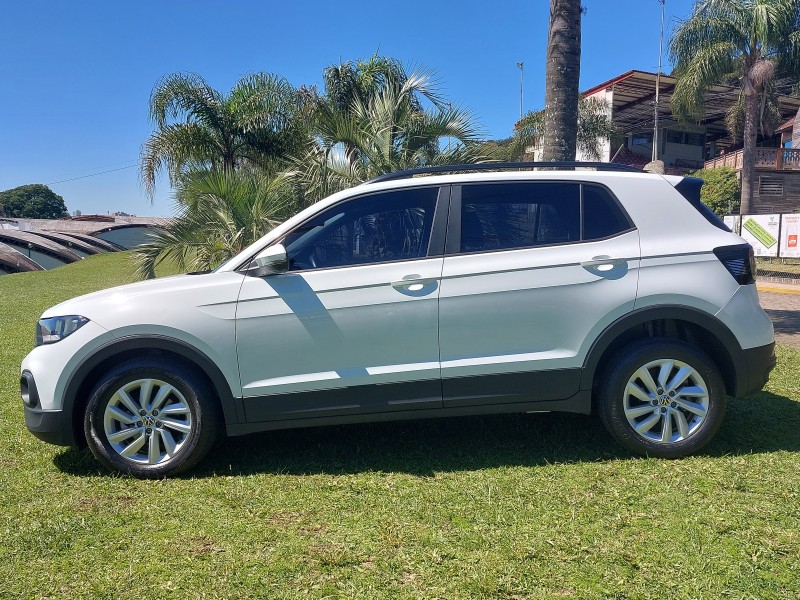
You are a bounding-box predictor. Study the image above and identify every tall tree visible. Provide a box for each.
[0,184,69,218]
[141,72,310,198]
[670,0,800,215]
[542,0,583,161]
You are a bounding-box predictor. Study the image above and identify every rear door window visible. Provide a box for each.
[460,182,580,253]
[458,181,632,253]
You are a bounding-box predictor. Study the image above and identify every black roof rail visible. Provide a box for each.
[364,161,643,184]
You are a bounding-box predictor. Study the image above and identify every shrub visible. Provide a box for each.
[688,167,740,216]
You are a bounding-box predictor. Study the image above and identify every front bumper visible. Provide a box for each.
[21,369,74,446]
[23,405,71,446]
[20,320,113,447]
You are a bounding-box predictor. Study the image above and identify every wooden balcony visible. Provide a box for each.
[704,147,800,171]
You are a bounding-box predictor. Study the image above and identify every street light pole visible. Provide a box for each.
[653,0,665,161]
[517,62,524,121]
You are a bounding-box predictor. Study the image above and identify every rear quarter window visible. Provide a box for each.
[582,184,634,240]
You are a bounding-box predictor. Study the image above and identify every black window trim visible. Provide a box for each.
[237,183,451,275]
[427,184,451,257]
[445,180,636,257]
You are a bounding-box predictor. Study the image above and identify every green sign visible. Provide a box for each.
[743,218,777,248]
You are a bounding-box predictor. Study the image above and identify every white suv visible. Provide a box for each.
[21,163,776,477]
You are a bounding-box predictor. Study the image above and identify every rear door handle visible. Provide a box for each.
[580,256,626,271]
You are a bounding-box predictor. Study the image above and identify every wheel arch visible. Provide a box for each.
[581,305,746,401]
[62,335,240,447]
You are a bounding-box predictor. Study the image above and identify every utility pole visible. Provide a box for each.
[653,0,665,161]
[517,62,524,121]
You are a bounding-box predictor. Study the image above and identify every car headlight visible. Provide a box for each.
[36,315,90,346]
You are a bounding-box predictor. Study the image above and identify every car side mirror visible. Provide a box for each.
[248,243,288,276]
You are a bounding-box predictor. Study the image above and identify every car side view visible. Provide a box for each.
[21,163,776,477]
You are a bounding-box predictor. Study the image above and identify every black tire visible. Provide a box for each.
[596,338,726,458]
[84,358,221,477]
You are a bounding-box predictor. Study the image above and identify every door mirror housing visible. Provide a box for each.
[248,243,288,276]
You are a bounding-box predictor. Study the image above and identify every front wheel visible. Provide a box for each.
[596,339,726,458]
[84,359,220,477]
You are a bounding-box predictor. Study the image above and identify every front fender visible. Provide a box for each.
[60,334,242,446]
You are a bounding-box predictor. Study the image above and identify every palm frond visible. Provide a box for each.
[149,72,225,130]
[576,98,617,160]
[134,169,298,279]
[142,71,311,198]
[140,123,221,198]
[230,73,302,133]
[512,99,614,161]
[671,40,739,120]
[399,68,447,110]
[292,56,484,196]
[285,146,365,203]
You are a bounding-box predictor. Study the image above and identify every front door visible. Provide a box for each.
[236,185,446,422]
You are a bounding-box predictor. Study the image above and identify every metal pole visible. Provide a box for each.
[517,62,524,121]
[653,0,665,161]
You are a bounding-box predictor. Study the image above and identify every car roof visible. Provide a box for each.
[363,161,641,184]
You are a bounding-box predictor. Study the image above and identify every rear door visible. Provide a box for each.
[438,180,640,407]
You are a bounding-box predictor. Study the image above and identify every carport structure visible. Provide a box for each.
[28,230,103,257]
[0,242,45,274]
[58,232,124,252]
[0,230,82,269]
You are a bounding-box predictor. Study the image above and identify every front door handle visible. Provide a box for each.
[391,275,437,292]
[580,255,626,271]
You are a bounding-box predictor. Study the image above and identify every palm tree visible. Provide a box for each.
[134,169,296,278]
[317,55,445,167]
[291,69,484,203]
[542,0,583,161]
[670,0,800,214]
[141,72,310,197]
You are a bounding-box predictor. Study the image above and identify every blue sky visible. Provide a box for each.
[0,0,695,217]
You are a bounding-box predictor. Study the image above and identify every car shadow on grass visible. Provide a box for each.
[53,391,800,478]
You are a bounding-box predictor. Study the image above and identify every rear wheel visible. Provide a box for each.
[596,339,726,458]
[84,359,220,477]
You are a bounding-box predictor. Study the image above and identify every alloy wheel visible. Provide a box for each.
[102,378,193,465]
[622,358,710,444]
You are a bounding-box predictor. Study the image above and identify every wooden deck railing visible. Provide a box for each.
[704,147,800,171]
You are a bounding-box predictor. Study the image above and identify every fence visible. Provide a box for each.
[723,213,800,282]
[705,148,800,171]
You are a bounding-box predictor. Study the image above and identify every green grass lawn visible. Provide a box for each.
[1,253,799,598]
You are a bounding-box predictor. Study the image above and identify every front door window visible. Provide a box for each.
[284,187,438,270]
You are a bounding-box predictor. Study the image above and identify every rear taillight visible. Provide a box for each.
[713,244,756,285]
